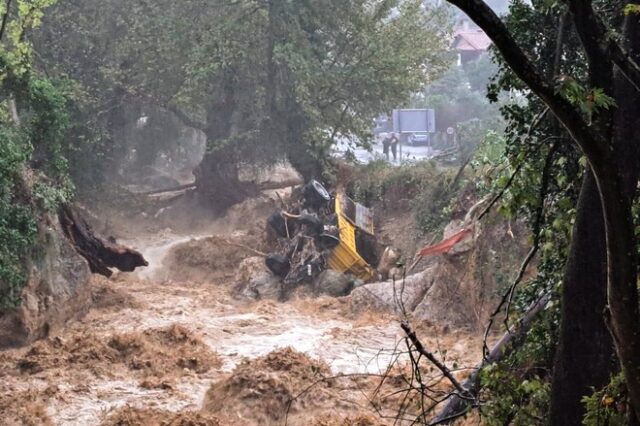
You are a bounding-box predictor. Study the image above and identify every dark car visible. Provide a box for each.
[407,133,430,146]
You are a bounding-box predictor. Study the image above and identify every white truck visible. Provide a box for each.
[392,108,436,145]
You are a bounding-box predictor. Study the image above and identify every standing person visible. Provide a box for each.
[381,133,391,160]
[390,133,399,162]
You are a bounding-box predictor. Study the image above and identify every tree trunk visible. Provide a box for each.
[442,0,640,417]
[58,204,148,277]
[194,142,256,214]
[549,6,616,421]
[285,131,324,182]
[601,14,640,420]
[193,72,257,213]
[549,171,613,425]
[264,0,323,183]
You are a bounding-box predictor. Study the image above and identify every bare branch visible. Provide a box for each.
[166,104,207,131]
[476,107,549,221]
[400,321,470,398]
[433,292,552,424]
[482,140,559,359]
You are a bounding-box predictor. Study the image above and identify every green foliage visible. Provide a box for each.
[555,77,617,124]
[469,0,604,420]
[349,160,461,234]
[582,373,628,426]
[624,4,640,15]
[0,127,37,309]
[37,0,453,184]
[479,289,560,424]
[0,0,74,310]
[480,367,551,425]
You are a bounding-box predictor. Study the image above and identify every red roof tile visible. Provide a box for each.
[453,30,492,51]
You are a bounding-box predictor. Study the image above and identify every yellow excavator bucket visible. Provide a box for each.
[327,193,376,281]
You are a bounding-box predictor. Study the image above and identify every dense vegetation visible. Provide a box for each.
[2,0,640,425]
[0,0,72,309]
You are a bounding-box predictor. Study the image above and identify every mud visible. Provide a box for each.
[161,234,267,283]
[0,388,55,426]
[1,324,220,382]
[101,406,221,426]
[0,194,488,425]
[202,347,335,424]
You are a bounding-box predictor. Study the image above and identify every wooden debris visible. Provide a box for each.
[58,204,148,277]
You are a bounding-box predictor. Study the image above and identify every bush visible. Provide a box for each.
[0,128,37,309]
[0,63,73,310]
[582,373,628,426]
[349,160,461,234]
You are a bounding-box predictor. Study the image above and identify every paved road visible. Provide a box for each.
[333,139,437,164]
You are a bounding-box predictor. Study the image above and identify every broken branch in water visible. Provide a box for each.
[400,321,470,398]
[58,204,148,277]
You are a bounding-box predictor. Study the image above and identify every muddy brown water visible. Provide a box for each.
[0,234,482,425]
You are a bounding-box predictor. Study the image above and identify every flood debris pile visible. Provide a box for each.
[0,387,55,426]
[242,180,381,301]
[101,406,222,426]
[0,324,221,389]
[203,347,351,425]
[163,234,268,283]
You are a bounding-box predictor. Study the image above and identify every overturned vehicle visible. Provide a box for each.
[264,180,379,298]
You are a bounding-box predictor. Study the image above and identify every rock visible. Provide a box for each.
[235,256,282,300]
[0,218,92,348]
[241,273,282,300]
[312,270,353,297]
[235,256,269,283]
[412,260,479,327]
[377,246,400,280]
[442,219,474,255]
[349,267,435,315]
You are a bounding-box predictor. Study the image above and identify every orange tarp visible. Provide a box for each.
[417,228,473,258]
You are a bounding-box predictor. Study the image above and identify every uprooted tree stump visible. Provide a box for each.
[58,204,148,277]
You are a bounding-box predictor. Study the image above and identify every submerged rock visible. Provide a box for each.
[312,269,353,297]
[244,274,282,300]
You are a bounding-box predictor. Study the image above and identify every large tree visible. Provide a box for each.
[445,0,640,420]
[37,0,452,212]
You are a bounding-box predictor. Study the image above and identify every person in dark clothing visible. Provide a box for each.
[390,133,399,161]
[381,134,391,160]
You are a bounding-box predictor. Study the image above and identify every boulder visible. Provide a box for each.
[235,256,269,283]
[349,267,435,315]
[442,219,474,255]
[241,274,282,300]
[312,270,353,297]
[377,246,400,280]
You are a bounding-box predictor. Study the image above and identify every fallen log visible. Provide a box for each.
[430,292,551,425]
[257,178,303,191]
[137,177,303,197]
[58,204,148,277]
[137,183,196,196]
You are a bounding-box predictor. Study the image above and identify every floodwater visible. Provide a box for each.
[0,230,481,425]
